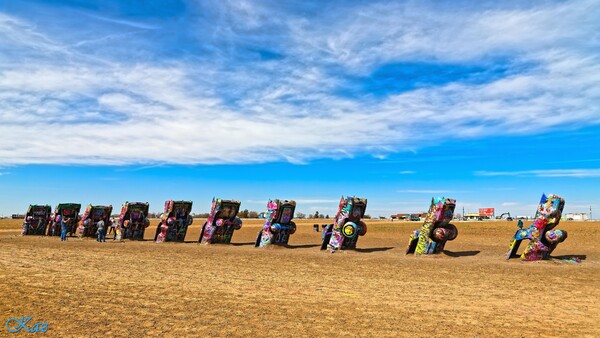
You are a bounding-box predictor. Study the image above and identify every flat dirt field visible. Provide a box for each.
[1,219,599,337]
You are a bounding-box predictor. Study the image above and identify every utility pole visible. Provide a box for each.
[590,205,593,221]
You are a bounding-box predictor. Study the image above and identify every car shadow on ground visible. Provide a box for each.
[354,247,395,253]
[442,250,481,257]
[283,244,321,249]
[552,254,587,261]
[230,242,257,246]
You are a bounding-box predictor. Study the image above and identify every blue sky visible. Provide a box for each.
[0,0,599,217]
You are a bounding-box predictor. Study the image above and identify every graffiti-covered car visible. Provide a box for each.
[21,205,52,236]
[80,204,113,237]
[255,199,297,247]
[406,197,458,255]
[199,197,242,244]
[507,193,567,261]
[155,200,193,243]
[47,203,81,236]
[118,202,150,240]
[320,196,368,252]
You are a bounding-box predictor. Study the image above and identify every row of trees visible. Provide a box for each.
[296,211,372,219]
[295,212,330,219]
[190,210,259,218]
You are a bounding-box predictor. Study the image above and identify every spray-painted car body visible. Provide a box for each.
[155,200,193,243]
[80,204,113,237]
[118,202,150,240]
[507,193,567,261]
[21,205,52,235]
[406,197,458,255]
[199,197,242,244]
[320,196,368,252]
[47,203,81,236]
[255,199,297,247]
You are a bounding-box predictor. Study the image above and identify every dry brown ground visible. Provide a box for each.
[1,218,599,337]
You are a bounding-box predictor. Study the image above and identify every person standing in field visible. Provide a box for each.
[60,216,68,241]
[108,217,117,240]
[77,222,85,239]
[115,223,123,241]
[97,219,106,242]
[55,215,61,239]
[49,216,56,236]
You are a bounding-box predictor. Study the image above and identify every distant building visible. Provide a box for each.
[463,209,495,220]
[464,213,481,221]
[564,213,588,221]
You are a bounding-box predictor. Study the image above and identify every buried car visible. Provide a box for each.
[80,204,113,237]
[406,197,458,255]
[506,193,567,261]
[47,203,81,237]
[21,205,52,236]
[155,200,193,243]
[320,196,368,252]
[118,202,150,240]
[255,199,297,247]
[199,197,242,244]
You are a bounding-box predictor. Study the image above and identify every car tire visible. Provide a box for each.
[446,223,458,241]
[288,221,297,235]
[357,221,367,236]
[341,222,358,238]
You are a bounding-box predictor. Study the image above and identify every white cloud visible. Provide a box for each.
[0,1,599,165]
[475,169,600,178]
[82,13,159,30]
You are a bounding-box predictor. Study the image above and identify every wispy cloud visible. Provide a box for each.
[0,1,599,165]
[548,159,600,164]
[82,13,159,30]
[475,169,600,178]
[398,171,415,175]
